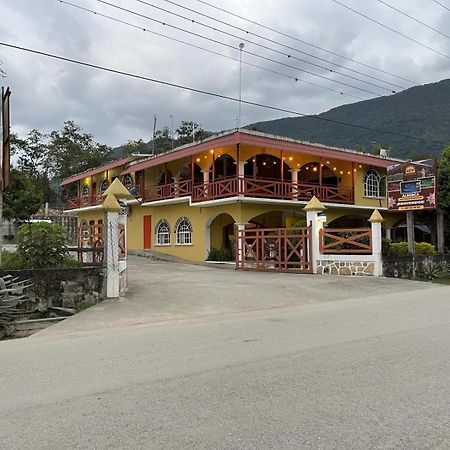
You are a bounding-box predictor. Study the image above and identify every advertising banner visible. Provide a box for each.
[387,159,437,211]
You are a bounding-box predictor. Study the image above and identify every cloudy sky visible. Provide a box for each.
[1,0,450,147]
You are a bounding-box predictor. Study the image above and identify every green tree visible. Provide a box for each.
[16,129,48,177]
[3,169,43,221]
[120,139,149,156]
[176,121,209,146]
[438,145,450,212]
[46,121,112,182]
[153,127,173,154]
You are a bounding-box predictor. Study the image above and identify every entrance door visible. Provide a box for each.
[143,215,152,249]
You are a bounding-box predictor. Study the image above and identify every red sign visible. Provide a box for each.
[387,159,437,211]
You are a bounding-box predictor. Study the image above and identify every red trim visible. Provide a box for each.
[61,156,133,186]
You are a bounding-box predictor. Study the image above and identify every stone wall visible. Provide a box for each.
[317,260,375,276]
[383,255,450,280]
[0,267,105,311]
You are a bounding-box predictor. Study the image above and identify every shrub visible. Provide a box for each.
[415,242,436,255]
[384,241,437,256]
[207,247,234,261]
[16,222,71,269]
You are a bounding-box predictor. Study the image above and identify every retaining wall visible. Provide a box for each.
[383,255,450,280]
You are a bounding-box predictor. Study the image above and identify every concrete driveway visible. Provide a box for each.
[36,255,439,337]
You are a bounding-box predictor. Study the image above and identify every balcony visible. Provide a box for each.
[65,194,103,210]
[141,177,354,205]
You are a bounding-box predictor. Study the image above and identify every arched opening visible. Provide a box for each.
[206,212,236,260]
[327,214,369,228]
[158,169,173,185]
[298,162,337,186]
[213,154,236,180]
[179,163,202,183]
[244,154,291,181]
[248,211,284,228]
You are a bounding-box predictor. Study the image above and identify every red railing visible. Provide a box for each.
[65,177,354,208]
[319,228,372,254]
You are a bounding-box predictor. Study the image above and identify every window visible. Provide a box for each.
[122,174,133,188]
[156,219,171,245]
[81,184,90,204]
[364,169,383,198]
[175,217,192,245]
[99,179,109,194]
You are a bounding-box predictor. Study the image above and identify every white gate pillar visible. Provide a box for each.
[369,209,385,277]
[303,196,326,274]
[235,223,248,268]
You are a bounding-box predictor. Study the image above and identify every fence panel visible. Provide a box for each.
[319,228,372,254]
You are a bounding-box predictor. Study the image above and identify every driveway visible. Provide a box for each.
[36,255,439,337]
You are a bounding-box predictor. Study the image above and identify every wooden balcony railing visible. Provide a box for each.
[65,177,355,209]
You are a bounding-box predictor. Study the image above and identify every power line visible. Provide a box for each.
[0,41,446,146]
[59,0,365,100]
[140,0,405,91]
[93,0,384,96]
[375,0,450,39]
[431,0,450,12]
[130,0,396,93]
[330,0,450,60]
[193,0,417,85]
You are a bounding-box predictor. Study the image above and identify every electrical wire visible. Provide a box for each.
[92,0,384,96]
[140,0,405,91]
[375,0,450,39]
[130,0,396,93]
[0,41,446,146]
[330,0,450,59]
[431,0,450,12]
[58,0,365,100]
[193,0,417,85]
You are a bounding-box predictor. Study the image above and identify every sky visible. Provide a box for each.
[1,0,450,147]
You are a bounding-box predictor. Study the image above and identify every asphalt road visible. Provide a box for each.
[1,268,449,449]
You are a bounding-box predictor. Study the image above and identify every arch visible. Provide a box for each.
[81,184,90,205]
[298,162,337,186]
[158,169,173,185]
[327,214,369,228]
[205,212,236,259]
[122,173,133,188]
[99,179,109,194]
[364,168,385,198]
[179,162,203,183]
[175,217,193,245]
[244,154,291,181]
[213,154,236,180]
[155,219,171,245]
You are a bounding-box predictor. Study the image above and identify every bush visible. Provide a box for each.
[207,247,234,261]
[384,240,436,256]
[16,222,71,269]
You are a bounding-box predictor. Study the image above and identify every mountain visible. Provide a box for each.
[246,79,450,159]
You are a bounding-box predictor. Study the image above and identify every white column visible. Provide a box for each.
[173,177,180,197]
[235,223,246,268]
[371,221,383,277]
[291,169,299,199]
[238,161,246,196]
[104,209,120,298]
[385,227,392,240]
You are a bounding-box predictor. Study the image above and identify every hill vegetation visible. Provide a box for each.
[246,79,450,159]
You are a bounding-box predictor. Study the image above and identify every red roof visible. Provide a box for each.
[121,130,402,175]
[60,156,133,186]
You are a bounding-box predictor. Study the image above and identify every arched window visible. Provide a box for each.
[122,174,133,188]
[81,184,90,205]
[155,219,171,245]
[175,217,192,245]
[364,169,383,198]
[99,179,109,194]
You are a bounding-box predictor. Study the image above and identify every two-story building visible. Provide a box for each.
[61,129,405,262]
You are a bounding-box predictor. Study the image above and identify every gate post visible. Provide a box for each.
[304,196,326,274]
[369,209,384,277]
[235,223,247,269]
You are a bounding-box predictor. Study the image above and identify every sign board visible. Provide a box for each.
[387,159,437,211]
[1,86,11,191]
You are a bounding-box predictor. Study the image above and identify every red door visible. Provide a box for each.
[143,215,152,249]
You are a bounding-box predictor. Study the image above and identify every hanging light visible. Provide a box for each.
[313,167,318,172]
[196,158,200,162]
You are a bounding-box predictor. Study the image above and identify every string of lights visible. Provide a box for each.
[139,0,406,91]
[0,41,446,146]
[330,0,450,59]
[58,0,365,100]
[193,0,417,85]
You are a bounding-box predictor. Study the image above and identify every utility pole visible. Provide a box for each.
[238,43,245,129]
[152,114,157,155]
[170,114,174,150]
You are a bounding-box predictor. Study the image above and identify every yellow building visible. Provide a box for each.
[61,129,405,262]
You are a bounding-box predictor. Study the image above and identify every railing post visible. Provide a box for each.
[291,169,299,199]
[238,161,246,196]
[201,170,210,198]
[369,209,384,277]
[173,177,180,198]
[303,196,326,274]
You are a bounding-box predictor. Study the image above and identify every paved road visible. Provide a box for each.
[1,260,449,449]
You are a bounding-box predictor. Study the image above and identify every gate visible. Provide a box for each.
[236,226,312,273]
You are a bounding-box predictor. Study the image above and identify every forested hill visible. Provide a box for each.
[246,79,450,159]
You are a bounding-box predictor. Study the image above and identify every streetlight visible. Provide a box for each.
[238,42,245,129]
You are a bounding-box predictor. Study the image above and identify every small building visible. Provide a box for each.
[61,129,405,261]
